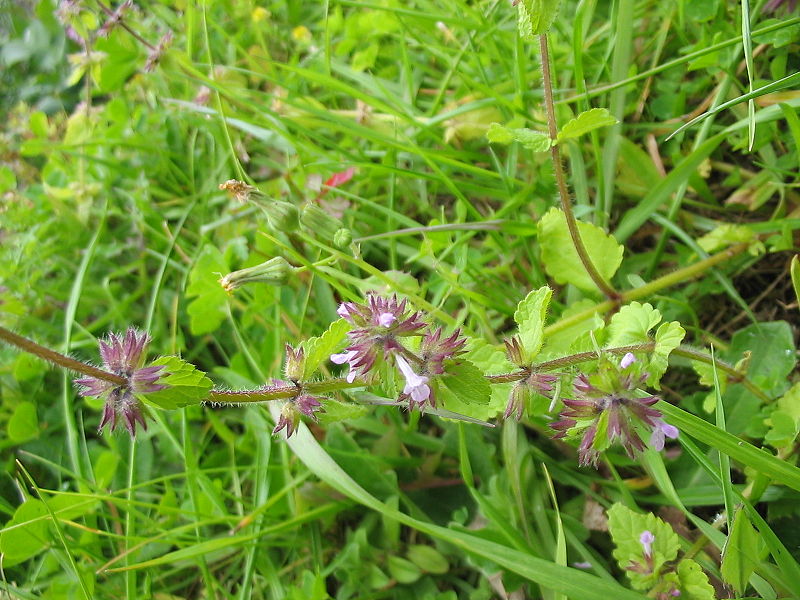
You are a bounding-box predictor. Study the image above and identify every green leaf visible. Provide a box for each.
[387,555,422,584]
[487,123,551,151]
[439,360,491,406]
[673,559,716,600]
[463,338,514,420]
[142,356,213,410]
[7,401,39,442]
[649,321,686,388]
[538,207,624,292]
[407,544,449,575]
[0,499,50,565]
[607,503,681,590]
[317,399,369,425]
[514,286,552,361]
[606,302,661,347]
[791,255,800,309]
[517,0,562,39]
[555,108,617,143]
[186,245,230,335]
[696,224,763,255]
[765,383,800,448]
[721,507,762,594]
[303,318,351,378]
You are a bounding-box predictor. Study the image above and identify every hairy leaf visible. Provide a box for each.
[556,108,617,143]
[538,208,624,292]
[517,0,562,39]
[487,123,552,151]
[304,318,351,378]
[143,356,213,410]
[514,286,552,361]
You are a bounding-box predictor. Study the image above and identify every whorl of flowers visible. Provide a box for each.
[550,353,678,467]
[74,328,168,436]
[330,294,466,411]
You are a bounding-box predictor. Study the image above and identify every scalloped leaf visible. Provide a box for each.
[538,207,624,292]
[514,286,552,361]
[517,0,562,39]
[142,356,213,410]
[649,321,685,388]
[487,123,551,152]
[607,302,662,347]
[555,108,617,143]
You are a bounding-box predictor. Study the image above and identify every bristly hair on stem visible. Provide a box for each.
[538,34,620,302]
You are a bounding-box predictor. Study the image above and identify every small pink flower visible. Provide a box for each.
[639,530,655,558]
[395,355,431,409]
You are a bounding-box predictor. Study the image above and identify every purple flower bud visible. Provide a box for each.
[620,352,636,369]
[283,344,305,382]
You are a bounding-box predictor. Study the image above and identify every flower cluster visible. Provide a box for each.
[74,328,167,436]
[330,294,466,412]
[550,353,678,467]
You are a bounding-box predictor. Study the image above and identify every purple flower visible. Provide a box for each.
[418,327,466,376]
[97,0,133,38]
[330,294,426,382]
[74,328,167,437]
[549,354,679,467]
[650,418,679,451]
[395,355,431,409]
[639,530,655,558]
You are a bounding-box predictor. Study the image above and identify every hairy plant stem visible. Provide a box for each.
[95,0,156,50]
[2,324,767,408]
[538,34,620,302]
[0,326,125,385]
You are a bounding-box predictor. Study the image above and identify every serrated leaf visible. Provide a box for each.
[436,360,494,421]
[721,507,762,594]
[487,123,551,151]
[555,108,617,143]
[142,356,213,410]
[439,360,491,406]
[464,338,513,420]
[649,321,685,388]
[316,399,369,425]
[304,318,351,378]
[517,0,562,39]
[607,503,681,590]
[538,207,623,292]
[514,286,552,361]
[696,224,763,255]
[607,302,662,347]
[186,245,230,335]
[674,559,716,600]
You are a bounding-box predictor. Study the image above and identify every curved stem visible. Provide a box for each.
[672,345,770,403]
[0,326,125,386]
[539,34,620,301]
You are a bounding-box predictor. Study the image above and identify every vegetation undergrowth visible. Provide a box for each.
[1,0,800,598]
